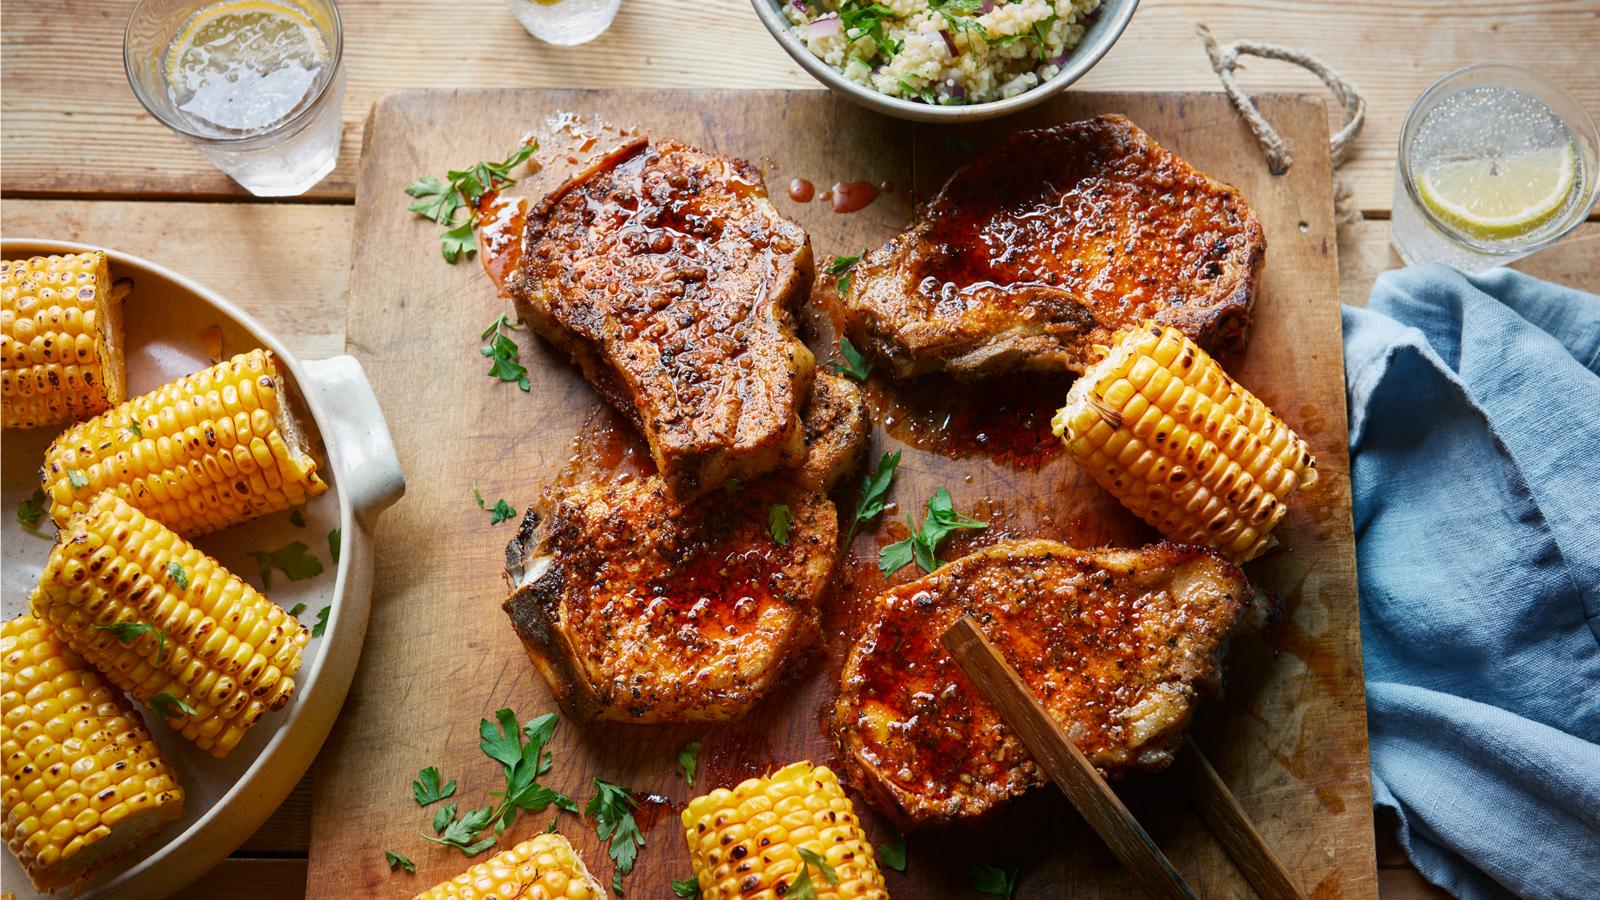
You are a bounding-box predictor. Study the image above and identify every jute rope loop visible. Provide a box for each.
[1197,23,1367,175]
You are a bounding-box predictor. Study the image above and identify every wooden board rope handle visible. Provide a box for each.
[1196,23,1367,174]
[941,616,1199,900]
[1171,735,1308,900]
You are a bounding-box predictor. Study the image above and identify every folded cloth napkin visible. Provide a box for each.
[1343,264,1600,900]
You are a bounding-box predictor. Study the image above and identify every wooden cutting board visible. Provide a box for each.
[310,89,1374,898]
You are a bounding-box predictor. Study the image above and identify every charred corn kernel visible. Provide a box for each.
[41,348,326,536]
[2,615,184,892]
[1052,323,1318,562]
[2,252,127,430]
[28,493,309,758]
[415,833,606,899]
[682,761,888,899]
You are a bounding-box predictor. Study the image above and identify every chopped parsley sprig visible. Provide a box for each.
[422,709,576,856]
[827,253,863,295]
[878,487,986,575]
[789,847,841,899]
[587,778,645,894]
[840,1,902,58]
[969,862,1020,897]
[16,489,52,539]
[473,482,519,524]
[250,541,324,589]
[845,451,900,545]
[480,315,531,392]
[768,504,793,546]
[830,335,873,381]
[678,741,701,787]
[94,620,167,663]
[406,143,537,263]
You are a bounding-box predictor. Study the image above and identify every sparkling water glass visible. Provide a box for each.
[1390,64,1598,271]
[124,0,346,196]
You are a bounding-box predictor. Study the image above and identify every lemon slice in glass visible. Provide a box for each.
[165,0,328,132]
[1417,146,1577,241]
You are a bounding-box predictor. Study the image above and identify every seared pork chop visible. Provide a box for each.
[509,137,816,497]
[839,115,1264,380]
[833,540,1249,826]
[503,374,867,723]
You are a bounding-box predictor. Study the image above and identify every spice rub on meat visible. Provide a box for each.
[502,374,866,724]
[508,136,816,498]
[832,540,1250,826]
[838,115,1264,380]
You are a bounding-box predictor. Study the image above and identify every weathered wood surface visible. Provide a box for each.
[306,87,1372,898]
[3,0,1598,219]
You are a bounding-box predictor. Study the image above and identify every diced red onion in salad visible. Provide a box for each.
[939,28,960,56]
[980,0,996,11]
[802,13,842,38]
[790,0,811,11]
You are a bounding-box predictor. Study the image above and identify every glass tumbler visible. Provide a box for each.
[124,0,346,196]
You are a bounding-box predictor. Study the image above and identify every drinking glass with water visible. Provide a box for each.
[125,0,345,196]
[1391,64,1598,271]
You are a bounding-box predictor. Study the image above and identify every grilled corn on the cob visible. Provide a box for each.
[1053,322,1318,562]
[415,833,606,899]
[2,252,127,431]
[2,615,184,892]
[682,761,888,899]
[29,493,309,758]
[41,348,327,536]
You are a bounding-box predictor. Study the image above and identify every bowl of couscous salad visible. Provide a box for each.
[755,0,1138,122]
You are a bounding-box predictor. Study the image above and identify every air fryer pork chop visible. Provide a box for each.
[839,115,1264,380]
[502,374,867,724]
[508,136,816,497]
[833,539,1250,826]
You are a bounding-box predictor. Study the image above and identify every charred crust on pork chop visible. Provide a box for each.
[831,539,1250,827]
[509,137,817,498]
[839,115,1264,380]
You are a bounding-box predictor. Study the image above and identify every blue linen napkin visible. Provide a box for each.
[1342,264,1600,900]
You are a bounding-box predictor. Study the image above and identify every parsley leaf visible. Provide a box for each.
[587,779,644,887]
[489,499,517,525]
[481,709,524,766]
[678,741,700,786]
[312,606,330,638]
[480,315,531,391]
[384,849,415,873]
[413,766,457,806]
[672,877,702,898]
[846,451,899,545]
[408,143,537,263]
[827,253,862,295]
[788,848,840,900]
[67,469,88,489]
[440,219,477,264]
[830,335,873,381]
[328,528,341,565]
[432,802,457,835]
[931,0,990,40]
[149,691,197,719]
[289,508,307,528]
[798,848,838,884]
[251,541,324,589]
[166,561,189,590]
[423,804,499,856]
[768,504,793,546]
[288,602,307,617]
[405,175,464,225]
[94,620,167,663]
[128,420,143,438]
[968,863,1020,897]
[878,487,987,575]
[840,1,902,57]
[16,489,52,539]
[877,830,908,872]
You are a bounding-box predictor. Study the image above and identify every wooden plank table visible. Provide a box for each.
[3,1,1596,896]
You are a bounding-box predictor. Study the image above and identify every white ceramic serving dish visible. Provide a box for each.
[1,239,403,899]
[753,0,1139,123]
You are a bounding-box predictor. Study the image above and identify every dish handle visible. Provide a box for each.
[299,355,405,525]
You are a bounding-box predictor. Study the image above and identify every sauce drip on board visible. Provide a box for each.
[476,190,527,291]
[787,177,815,202]
[629,792,677,833]
[697,732,778,790]
[863,372,1073,469]
[830,180,880,213]
[555,404,657,487]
